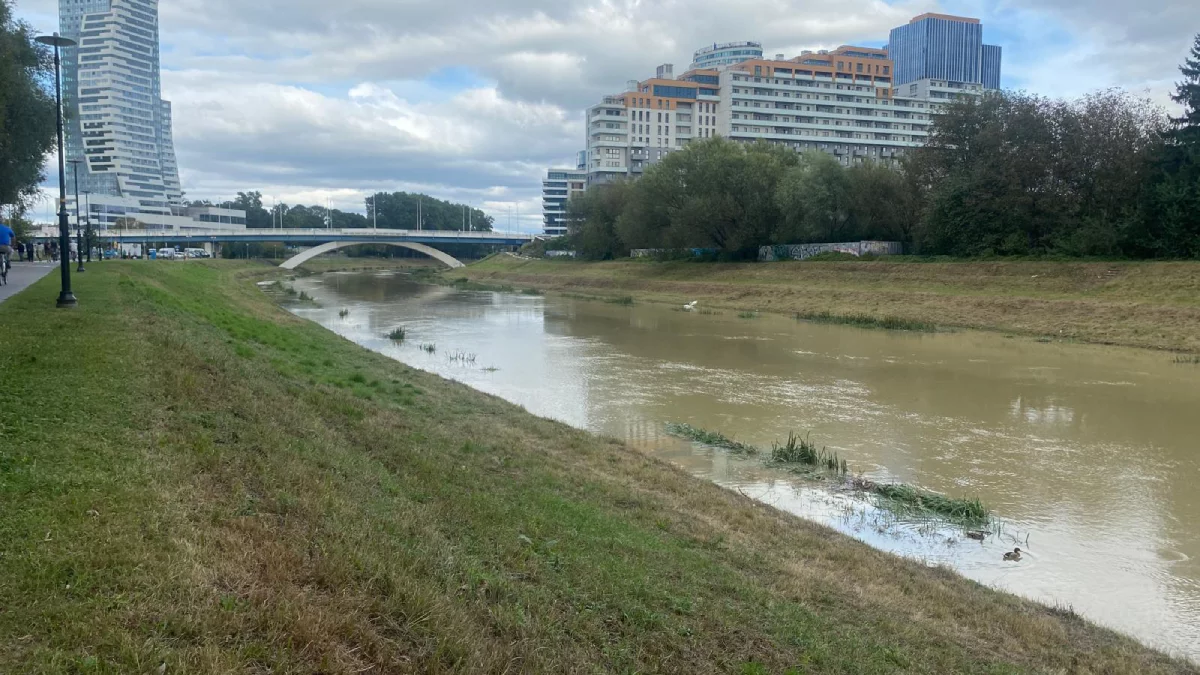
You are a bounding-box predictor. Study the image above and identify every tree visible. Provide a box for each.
[1170,33,1200,147]
[777,151,851,243]
[565,181,632,260]
[1135,34,1200,258]
[0,0,57,211]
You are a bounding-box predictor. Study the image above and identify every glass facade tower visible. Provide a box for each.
[889,13,1002,89]
[59,0,183,208]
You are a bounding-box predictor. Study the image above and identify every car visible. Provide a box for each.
[185,247,209,259]
[156,248,176,260]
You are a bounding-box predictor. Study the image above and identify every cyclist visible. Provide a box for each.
[0,218,14,284]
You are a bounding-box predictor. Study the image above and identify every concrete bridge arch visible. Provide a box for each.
[279,241,465,270]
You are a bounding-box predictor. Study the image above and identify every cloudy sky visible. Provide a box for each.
[15,0,1198,231]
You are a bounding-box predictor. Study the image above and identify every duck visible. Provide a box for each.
[1003,548,1022,562]
[965,531,987,541]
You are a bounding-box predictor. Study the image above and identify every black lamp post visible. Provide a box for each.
[67,159,85,272]
[36,33,78,307]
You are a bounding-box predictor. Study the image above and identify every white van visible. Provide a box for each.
[156,248,176,260]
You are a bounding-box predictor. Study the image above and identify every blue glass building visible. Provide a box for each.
[889,14,1001,88]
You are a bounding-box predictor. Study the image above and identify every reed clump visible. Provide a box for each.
[770,433,847,474]
[386,327,406,342]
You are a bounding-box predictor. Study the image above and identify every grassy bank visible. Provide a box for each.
[0,262,1194,673]
[458,256,1200,352]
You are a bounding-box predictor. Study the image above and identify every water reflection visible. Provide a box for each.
[290,272,1200,660]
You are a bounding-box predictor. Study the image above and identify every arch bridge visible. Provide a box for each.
[96,228,534,269]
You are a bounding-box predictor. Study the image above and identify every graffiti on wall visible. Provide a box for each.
[758,241,902,262]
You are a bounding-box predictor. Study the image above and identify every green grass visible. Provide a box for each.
[420,343,437,353]
[796,311,937,332]
[1173,354,1200,364]
[386,326,406,341]
[738,311,758,319]
[665,423,760,455]
[606,295,635,305]
[0,262,1191,673]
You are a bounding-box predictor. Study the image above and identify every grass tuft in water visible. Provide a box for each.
[447,351,477,364]
[868,483,990,525]
[386,327,406,342]
[338,309,350,318]
[796,311,935,332]
[1172,354,1200,364]
[607,296,635,305]
[420,343,437,354]
[769,433,847,474]
[738,311,758,319]
[665,423,759,456]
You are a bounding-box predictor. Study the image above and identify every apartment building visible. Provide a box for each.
[689,41,763,70]
[584,65,722,188]
[542,168,588,236]
[719,45,924,164]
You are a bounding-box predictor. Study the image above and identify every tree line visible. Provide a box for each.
[187,190,494,232]
[564,36,1200,260]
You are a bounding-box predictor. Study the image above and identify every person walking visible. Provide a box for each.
[27,241,35,262]
[15,241,24,263]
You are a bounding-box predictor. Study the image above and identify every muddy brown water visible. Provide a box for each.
[288,271,1200,660]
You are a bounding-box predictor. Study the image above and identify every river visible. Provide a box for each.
[287,270,1200,660]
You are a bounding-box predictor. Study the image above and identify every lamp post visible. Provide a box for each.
[36,33,78,308]
[67,159,85,272]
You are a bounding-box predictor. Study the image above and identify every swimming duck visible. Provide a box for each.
[965,531,987,541]
[1003,548,1022,562]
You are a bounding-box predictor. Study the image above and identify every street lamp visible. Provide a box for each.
[36,33,78,308]
[67,158,85,272]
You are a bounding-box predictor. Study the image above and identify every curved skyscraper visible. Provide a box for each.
[59,0,183,212]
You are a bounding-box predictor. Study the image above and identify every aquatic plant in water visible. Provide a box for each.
[665,423,759,455]
[666,423,990,526]
[770,433,847,474]
[386,327,406,342]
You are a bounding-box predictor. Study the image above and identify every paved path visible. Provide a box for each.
[0,262,58,305]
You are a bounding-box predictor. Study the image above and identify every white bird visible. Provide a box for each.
[684,301,698,311]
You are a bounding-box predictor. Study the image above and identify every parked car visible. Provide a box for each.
[185,248,209,259]
[156,248,176,260]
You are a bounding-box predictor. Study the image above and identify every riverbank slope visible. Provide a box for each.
[0,261,1194,673]
[457,256,1200,352]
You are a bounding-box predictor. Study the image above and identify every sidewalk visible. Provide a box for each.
[0,262,58,305]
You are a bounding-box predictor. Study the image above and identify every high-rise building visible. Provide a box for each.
[541,169,588,236]
[59,0,243,231]
[888,13,1002,89]
[690,41,763,71]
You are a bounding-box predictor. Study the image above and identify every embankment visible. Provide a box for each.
[0,261,1194,673]
[457,256,1200,352]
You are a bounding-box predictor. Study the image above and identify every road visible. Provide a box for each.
[0,262,57,305]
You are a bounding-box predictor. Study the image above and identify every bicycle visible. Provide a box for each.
[0,249,9,286]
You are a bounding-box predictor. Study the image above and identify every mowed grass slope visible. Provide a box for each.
[0,262,1194,673]
[461,257,1200,352]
